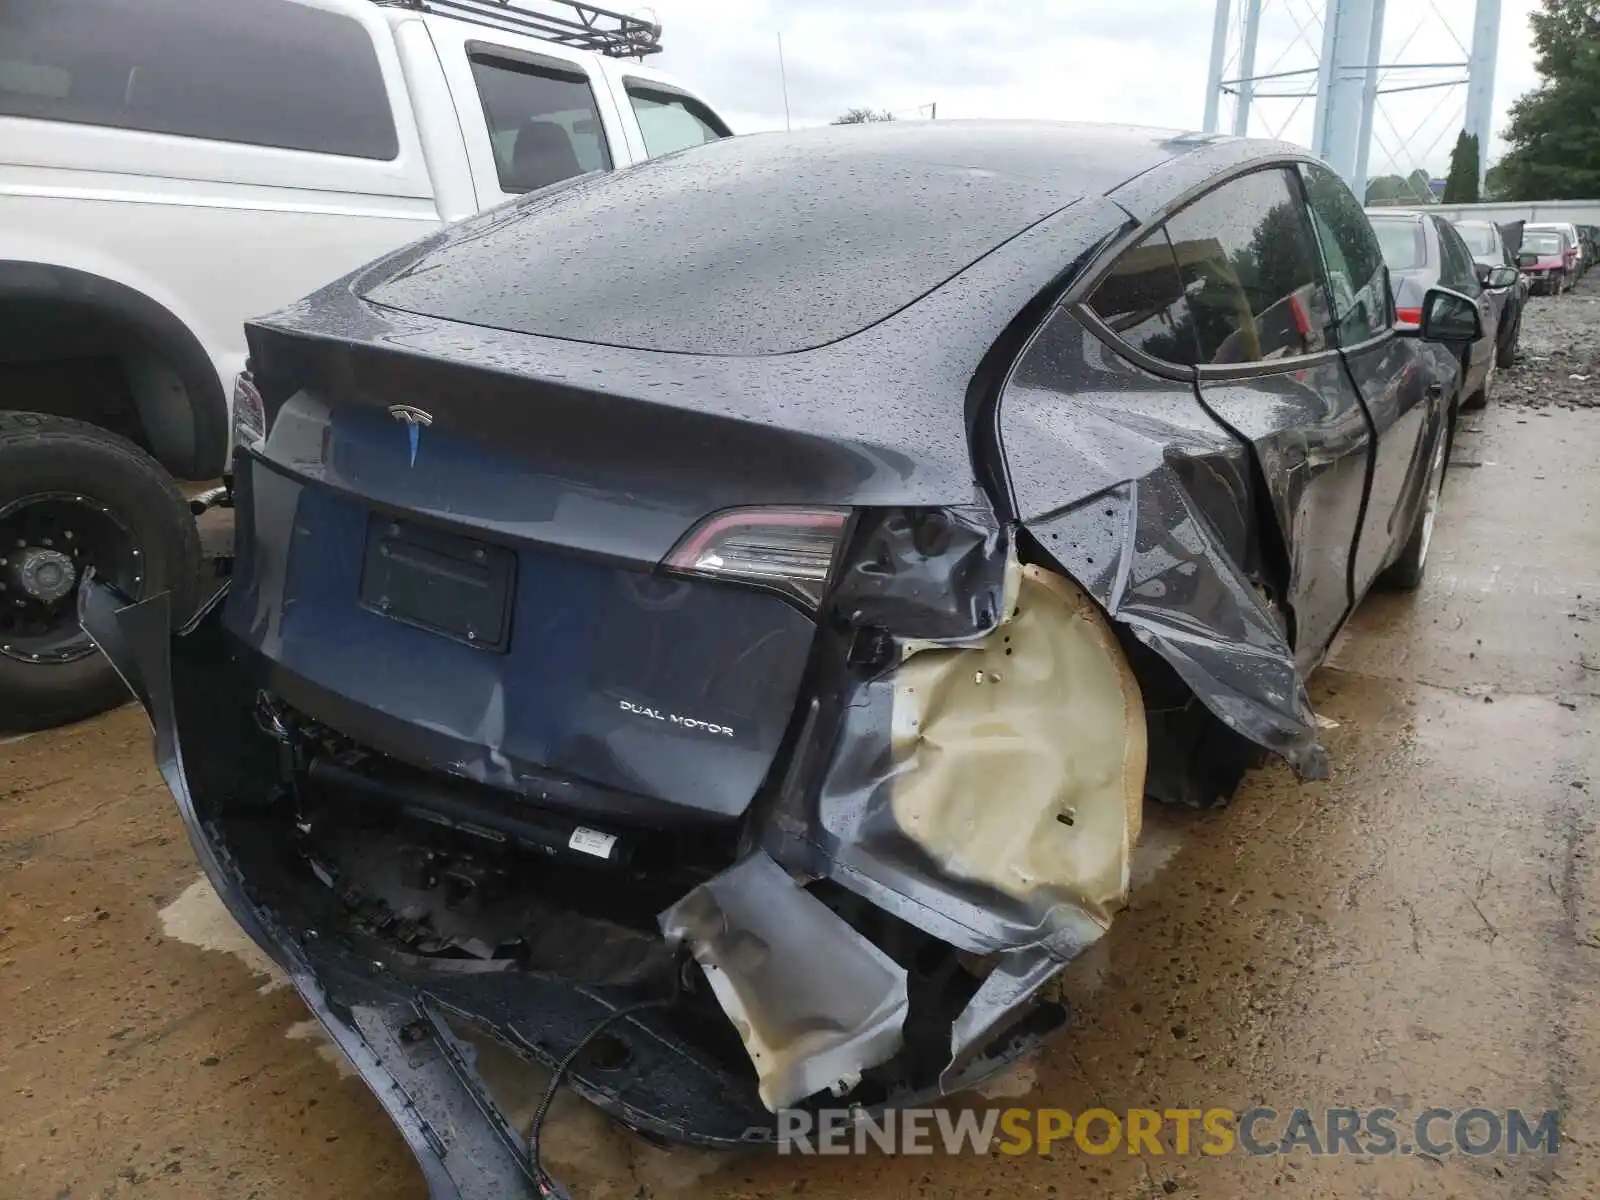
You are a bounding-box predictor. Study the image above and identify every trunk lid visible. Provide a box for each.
[230,325,850,826]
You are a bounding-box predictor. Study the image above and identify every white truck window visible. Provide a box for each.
[0,0,398,160]
[467,50,610,193]
[623,82,730,158]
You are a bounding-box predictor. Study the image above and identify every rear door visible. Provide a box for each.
[1162,166,1373,667]
[1299,162,1440,596]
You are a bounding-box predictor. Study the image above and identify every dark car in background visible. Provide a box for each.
[1368,208,1506,408]
[1451,218,1530,367]
[1521,225,1580,293]
[83,124,1483,1200]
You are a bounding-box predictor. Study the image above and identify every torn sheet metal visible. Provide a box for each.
[830,504,1012,641]
[659,852,909,1111]
[996,304,1327,777]
[941,947,1069,1091]
[767,552,1146,959]
[881,565,1149,1086]
[1028,475,1327,778]
[889,566,1146,924]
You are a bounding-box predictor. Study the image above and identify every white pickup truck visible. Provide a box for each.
[0,0,731,730]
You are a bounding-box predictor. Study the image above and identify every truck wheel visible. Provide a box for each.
[0,413,200,732]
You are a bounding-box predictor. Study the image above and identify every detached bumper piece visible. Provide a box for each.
[660,852,909,1111]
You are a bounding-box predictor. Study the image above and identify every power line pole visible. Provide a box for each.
[777,32,791,132]
[1352,0,1387,202]
[1465,0,1503,189]
[1231,0,1263,136]
[1312,0,1380,184]
[1202,0,1232,133]
[1205,0,1499,196]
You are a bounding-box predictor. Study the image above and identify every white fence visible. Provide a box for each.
[1422,199,1600,225]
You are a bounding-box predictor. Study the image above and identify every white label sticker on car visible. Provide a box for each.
[568,826,618,859]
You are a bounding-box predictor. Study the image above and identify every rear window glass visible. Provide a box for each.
[362,129,1078,356]
[1433,220,1481,292]
[1525,232,1564,254]
[0,0,397,159]
[1370,219,1426,270]
[625,83,730,158]
[1454,223,1496,254]
[468,50,610,193]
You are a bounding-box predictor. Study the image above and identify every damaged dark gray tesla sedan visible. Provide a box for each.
[81,122,1481,1197]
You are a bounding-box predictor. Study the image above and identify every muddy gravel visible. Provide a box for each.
[1500,272,1600,408]
[2,274,1599,1200]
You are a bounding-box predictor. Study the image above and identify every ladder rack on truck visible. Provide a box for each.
[380,0,661,56]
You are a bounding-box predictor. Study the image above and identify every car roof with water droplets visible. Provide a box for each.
[360,120,1216,356]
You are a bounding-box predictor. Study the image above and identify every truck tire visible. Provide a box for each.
[0,412,201,732]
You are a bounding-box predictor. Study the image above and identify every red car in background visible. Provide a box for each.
[1519,228,1578,295]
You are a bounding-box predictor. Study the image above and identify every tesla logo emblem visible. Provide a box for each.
[388,405,432,466]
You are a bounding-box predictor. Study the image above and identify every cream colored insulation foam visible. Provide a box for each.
[889,566,1147,927]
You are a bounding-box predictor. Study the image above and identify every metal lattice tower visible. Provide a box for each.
[1204,0,1502,201]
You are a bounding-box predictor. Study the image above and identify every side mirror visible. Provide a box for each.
[1487,266,1519,289]
[1414,286,1483,344]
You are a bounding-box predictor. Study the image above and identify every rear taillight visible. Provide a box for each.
[1395,306,1423,326]
[664,506,849,609]
[232,372,266,448]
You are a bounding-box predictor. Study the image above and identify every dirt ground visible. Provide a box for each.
[3,276,1599,1200]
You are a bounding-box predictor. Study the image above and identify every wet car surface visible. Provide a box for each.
[4,311,1599,1195]
[56,123,1499,1196]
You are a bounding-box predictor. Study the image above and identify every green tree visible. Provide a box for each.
[831,107,896,124]
[1441,131,1481,203]
[1493,0,1600,200]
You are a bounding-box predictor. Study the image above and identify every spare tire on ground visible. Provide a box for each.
[0,412,200,733]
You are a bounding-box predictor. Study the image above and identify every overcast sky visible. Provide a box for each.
[651,0,1543,176]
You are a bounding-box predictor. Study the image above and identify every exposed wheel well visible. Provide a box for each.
[0,263,228,480]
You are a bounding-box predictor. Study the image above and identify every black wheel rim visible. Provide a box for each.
[0,492,143,665]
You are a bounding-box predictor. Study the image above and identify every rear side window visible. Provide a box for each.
[1455,223,1498,255]
[468,50,610,193]
[624,82,730,158]
[1086,229,1201,365]
[0,0,397,159]
[1163,168,1330,365]
[1434,220,1481,293]
[1299,162,1390,344]
[1370,219,1426,271]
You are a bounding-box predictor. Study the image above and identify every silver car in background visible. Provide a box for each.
[1368,208,1511,409]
